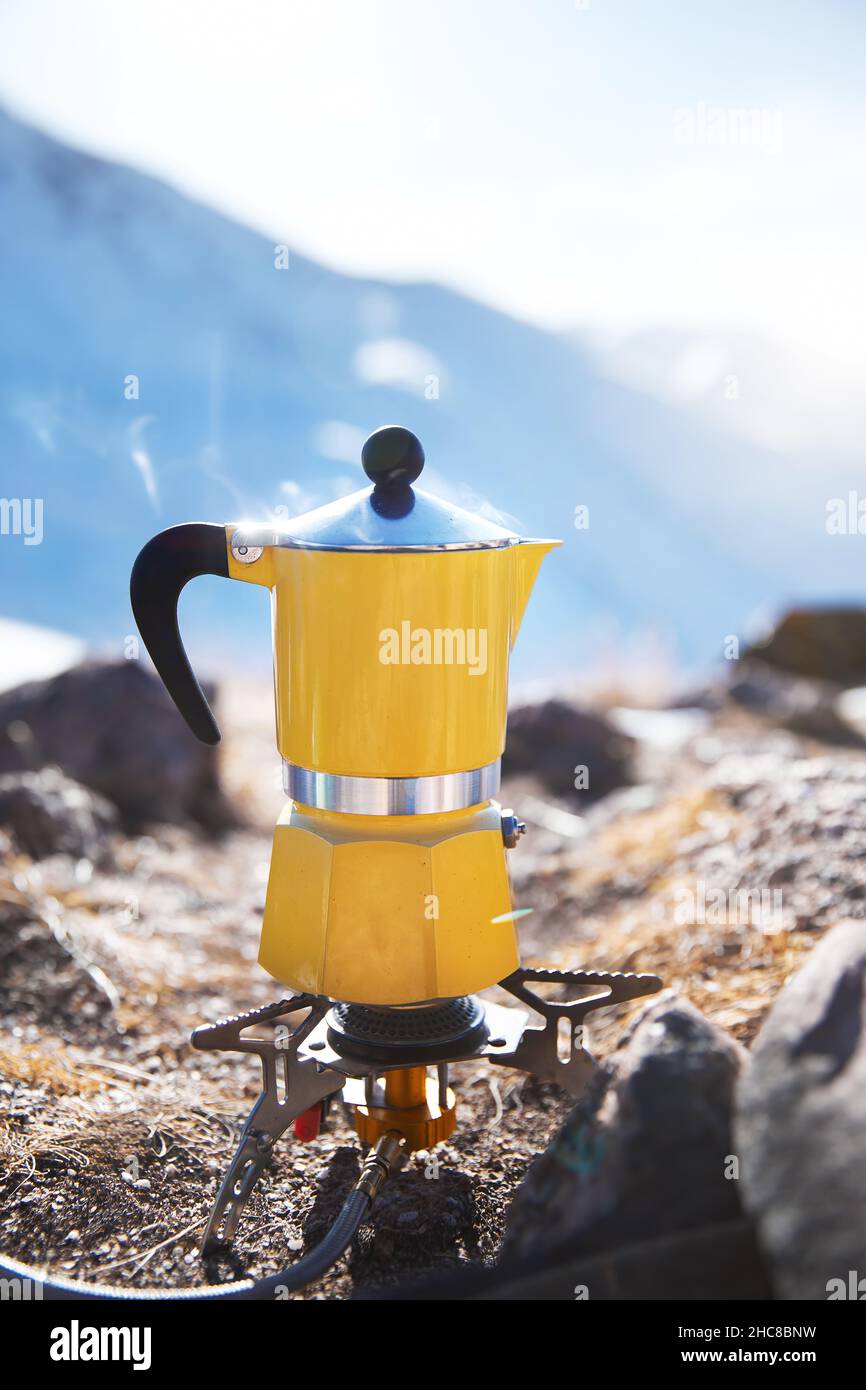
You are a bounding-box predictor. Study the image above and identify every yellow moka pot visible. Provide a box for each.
[131,427,559,1005]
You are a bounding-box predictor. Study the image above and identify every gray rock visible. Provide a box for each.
[372,1217,772,1300]
[735,920,866,1299]
[744,606,866,684]
[503,699,633,803]
[503,996,748,1264]
[0,661,234,829]
[700,754,866,932]
[0,767,117,861]
[728,667,859,745]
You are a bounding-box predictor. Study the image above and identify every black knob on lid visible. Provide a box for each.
[361,426,424,491]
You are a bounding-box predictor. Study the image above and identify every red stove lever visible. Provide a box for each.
[294,1104,322,1142]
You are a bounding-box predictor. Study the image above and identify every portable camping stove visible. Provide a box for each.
[190,967,660,1250]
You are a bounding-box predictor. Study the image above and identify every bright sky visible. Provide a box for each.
[1,0,865,369]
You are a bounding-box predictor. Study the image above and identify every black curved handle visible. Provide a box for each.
[130,523,230,745]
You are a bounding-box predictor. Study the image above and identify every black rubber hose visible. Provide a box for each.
[0,1188,371,1301]
[255,1188,371,1296]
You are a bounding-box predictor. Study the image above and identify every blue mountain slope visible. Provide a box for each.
[0,109,856,681]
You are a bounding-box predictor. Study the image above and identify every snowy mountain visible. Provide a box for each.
[0,107,860,684]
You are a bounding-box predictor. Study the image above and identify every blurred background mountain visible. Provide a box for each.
[1,1,865,692]
[0,105,862,690]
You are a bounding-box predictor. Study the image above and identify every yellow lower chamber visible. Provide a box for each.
[259,801,517,1004]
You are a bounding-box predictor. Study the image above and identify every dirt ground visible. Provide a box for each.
[2,682,862,1297]
[0,822,572,1297]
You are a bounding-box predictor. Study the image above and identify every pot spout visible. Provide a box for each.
[511,538,561,647]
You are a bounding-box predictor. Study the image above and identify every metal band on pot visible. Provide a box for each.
[281,758,501,815]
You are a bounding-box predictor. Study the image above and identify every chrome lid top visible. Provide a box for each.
[231,426,520,555]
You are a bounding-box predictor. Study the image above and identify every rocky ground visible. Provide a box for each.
[2,633,866,1298]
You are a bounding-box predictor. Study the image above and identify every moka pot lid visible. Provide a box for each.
[230,426,522,555]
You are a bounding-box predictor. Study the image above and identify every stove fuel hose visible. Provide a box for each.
[0,1134,402,1301]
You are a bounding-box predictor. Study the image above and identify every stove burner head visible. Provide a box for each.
[327,995,486,1063]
